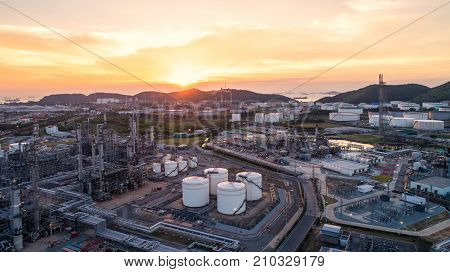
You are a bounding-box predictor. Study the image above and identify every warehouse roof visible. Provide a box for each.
[413,176,450,189]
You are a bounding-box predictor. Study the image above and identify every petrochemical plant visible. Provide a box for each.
[0,80,449,253]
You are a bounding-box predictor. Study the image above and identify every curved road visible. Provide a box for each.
[277,179,319,252]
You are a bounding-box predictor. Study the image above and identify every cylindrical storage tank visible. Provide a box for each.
[236,172,263,201]
[152,162,162,174]
[403,112,428,120]
[389,117,415,128]
[178,160,188,172]
[188,156,198,168]
[163,154,172,162]
[164,160,178,177]
[12,235,23,251]
[413,120,444,131]
[204,168,228,195]
[182,176,209,207]
[217,182,246,215]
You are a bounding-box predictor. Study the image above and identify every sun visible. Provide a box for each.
[165,65,204,86]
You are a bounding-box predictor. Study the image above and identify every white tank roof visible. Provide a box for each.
[217,181,245,192]
[182,176,208,186]
[236,172,262,179]
[204,168,228,175]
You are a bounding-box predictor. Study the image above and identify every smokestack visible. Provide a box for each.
[31,124,39,233]
[150,126,155,143]
[97,124,104,172]
[10,179,23,251]
[76,124,83,181]
[91,141,96,173]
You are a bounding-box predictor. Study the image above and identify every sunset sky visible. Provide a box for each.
[0,0,449,99]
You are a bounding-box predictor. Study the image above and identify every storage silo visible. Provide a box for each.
[204,168,228,195]
[413,120,444,131]
[188,157,198,168]
[231,114,241,122]
[236,172,263,201]
[255,113,265,123]
[182,176,209,207]
[164,160,178,177]
[152,162,162,174]
[178,160,188,172]
[217,182,246,215]
[329,112,360,122]
[389,117,415,128]
[163,154,172,162]
[403,112,428,120]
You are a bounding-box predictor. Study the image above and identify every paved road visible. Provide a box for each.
[277,179,319,252]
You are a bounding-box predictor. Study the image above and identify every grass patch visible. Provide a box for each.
[43,139,76,147]
[372,175,392,183]
[158,136,204,146]
[323,195,338,206]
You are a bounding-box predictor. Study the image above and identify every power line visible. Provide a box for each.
[0,0,162,93]
[282,1,450,95]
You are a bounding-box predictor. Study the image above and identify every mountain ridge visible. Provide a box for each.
[38,88,294,105]
[317,82,450,104]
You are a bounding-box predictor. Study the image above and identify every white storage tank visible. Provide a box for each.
[389,117,415,128]
[204,168,228,195]
[164,160,178,177]
[236,172,263,201]
[163,154,172,162]
[413,120,444,131]
[217,182,246,215]
[188,157,198,168]
[403,112,428,120]
[255,113,265,123]
[329,112,360,122]
[152,163,162,174]
[182,176,209,207]
[338,107,363,114]
[178,160,188,172]
[231,113,241,122]
[369,115,393,127]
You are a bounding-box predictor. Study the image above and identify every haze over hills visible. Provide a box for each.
[317,82,450,104]
[38,88,294,105]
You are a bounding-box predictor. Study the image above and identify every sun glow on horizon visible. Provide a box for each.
[165,64,206,87]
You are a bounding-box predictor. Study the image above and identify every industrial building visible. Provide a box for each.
[410,176,450,197]
[320,159,369,176]
[340,152,383,165]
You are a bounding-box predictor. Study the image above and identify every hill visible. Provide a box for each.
[412,82,450,103]
[38,88,293,105]
[317,84,430,104]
